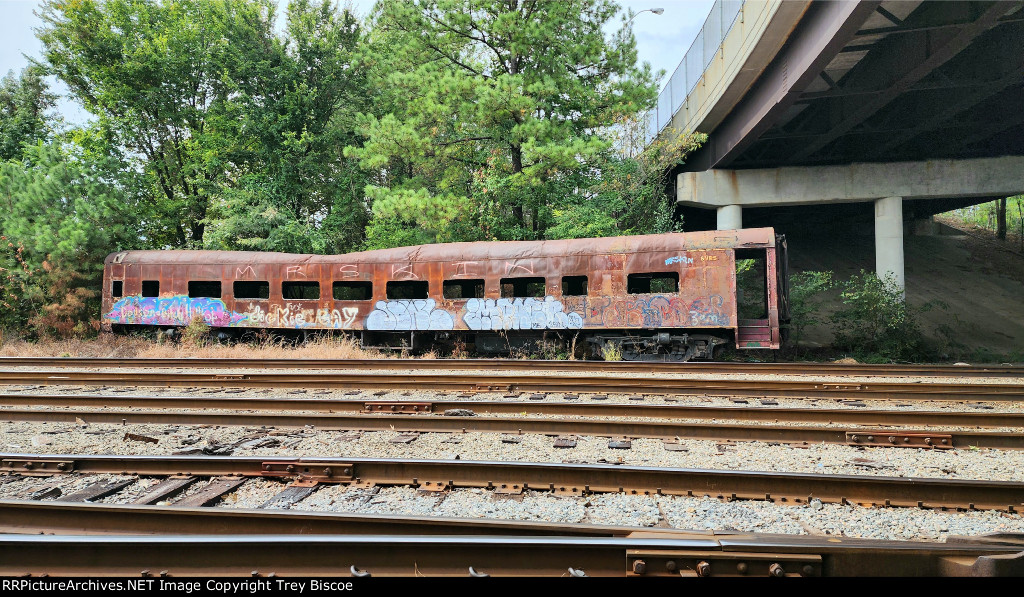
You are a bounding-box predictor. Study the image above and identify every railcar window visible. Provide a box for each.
[282,281,320,300]
[627,272,679,294]
[333,281,373,301]
[234,281,270,300]
[443,279,484,299]
[112,280,123,298]
[188,281,221,298]
[141,281,159,297]
[387,281,429,299]
[562,276,588,296]
[500,277,546,298]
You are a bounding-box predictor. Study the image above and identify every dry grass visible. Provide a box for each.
[0,332,391,360]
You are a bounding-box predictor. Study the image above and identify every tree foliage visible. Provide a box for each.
[0,66,57,161]
[37,0,370,252]
[348,0,668,246]
[0,137,138,337]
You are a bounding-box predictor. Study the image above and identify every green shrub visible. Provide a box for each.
[601,341,622,362]
[180,315,211,348]
[784,270,833,351]
[830,270,931,362]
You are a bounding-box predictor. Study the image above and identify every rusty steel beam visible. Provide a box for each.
[3,454,1023,512]
[0,500,650,537]
[0,533,1022,577]
[5,356,1020,377]
[7,392,1024,427]
[1,407,1020,450]
[2,369,1023,400]
[788,1,1016,161]
[682,1,882,171]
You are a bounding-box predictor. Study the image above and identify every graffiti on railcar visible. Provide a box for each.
[503,260,536,276]
[665,255,694,266]
[105,296,248,327]
[560,294,731,328]
[463,297,584,331]
[687,295,730,326]
[452,261,481,277]
[235,266,257,279]
[244,304,358,329]
[338,264,359,278]
[365,299,455,330]
[391,264,420,280]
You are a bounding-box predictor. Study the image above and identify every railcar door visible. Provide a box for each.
[735,247,777,348]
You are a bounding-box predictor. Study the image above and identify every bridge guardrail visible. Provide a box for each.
[644,0,744,143]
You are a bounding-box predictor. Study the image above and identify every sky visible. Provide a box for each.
[0,0,716,124]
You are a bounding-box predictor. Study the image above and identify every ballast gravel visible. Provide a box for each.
[2,421,1024,482]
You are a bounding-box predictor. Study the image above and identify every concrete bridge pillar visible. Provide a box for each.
[875,196,905,295]
[717,204,742,230]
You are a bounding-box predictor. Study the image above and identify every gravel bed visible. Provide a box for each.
[434,489,586,523]
[4,404,1022,434]
[1,421,1022,482]
[96,477,162,504]
[217,479,288,509]
[0,473,134,501]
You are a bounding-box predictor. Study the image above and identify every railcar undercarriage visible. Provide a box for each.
[359,330,731,362]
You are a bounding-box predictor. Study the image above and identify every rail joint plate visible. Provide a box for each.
[1,459,74,475]
[261,461,353,483]
[363,402,433,414]
[626,550,821,577]
[847,432,953,449]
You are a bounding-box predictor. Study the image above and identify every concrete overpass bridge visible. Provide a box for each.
[648,0,1024,289]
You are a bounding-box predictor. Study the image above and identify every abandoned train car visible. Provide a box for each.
[101,228,789,360]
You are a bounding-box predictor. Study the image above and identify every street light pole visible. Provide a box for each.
[624,7,665,28]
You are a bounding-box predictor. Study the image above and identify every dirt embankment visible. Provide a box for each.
[788,217,1024,359]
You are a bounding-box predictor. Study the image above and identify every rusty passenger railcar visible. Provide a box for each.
[101,228,788,360]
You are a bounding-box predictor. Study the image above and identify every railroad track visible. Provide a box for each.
[3,531,1023,576]
[3,397,1023,449]
[5,392,1024,426]
[3,454,1023,511]
[3,370,1023,400]
[2,356,1022,377]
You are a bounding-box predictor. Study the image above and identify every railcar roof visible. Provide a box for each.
[105,228,775,266]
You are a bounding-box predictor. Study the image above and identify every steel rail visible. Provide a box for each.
[0,500,647,538]
[2,407,1019,449]
[3,453,1023,512]
[1,532,1022,576]
[2,370,1024,400]
[6,392,1024,427]
[2,356,1021,377]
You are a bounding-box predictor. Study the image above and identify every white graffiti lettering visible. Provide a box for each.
[391,264,419,280]
[235,266,257,279]
[365,299,455,330]
[452,261,480,277]
[285,266,307,278]
[338,264,359,278]
[463,296,583,331]
[503,260,535,275]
